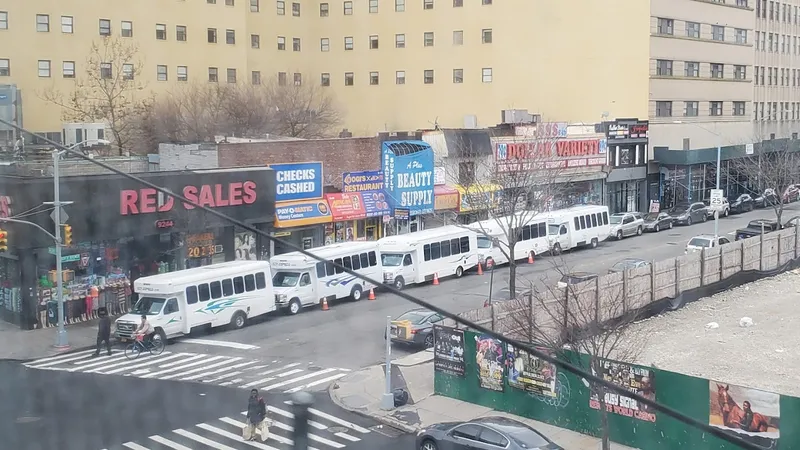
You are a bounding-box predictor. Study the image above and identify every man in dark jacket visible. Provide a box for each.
[92,307,112,357]
[245,389,268,441]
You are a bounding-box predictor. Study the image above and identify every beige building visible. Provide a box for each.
[649,0,755,152]
[0,0,649,142]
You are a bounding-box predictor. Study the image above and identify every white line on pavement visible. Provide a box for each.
[173,428,237,450]
[180,338,260,350]
[91,352,180,374]
[283,373,347,394]
[148,435,192,450]
[182,360,257,381]
[157,354,206,369]
[335,432,361,442]
[142,355,227,379]
[122,442,150,450]
[25,349,96,367]
[261,368,337,391]
[268,417,345,448]
[67,353,129,372]
[253,407,327,430]
[218,417,304,448]
[26,350,99,368]
[256,363,302,377]
[198,423,281,449]
[160,357,242,380]
[283,401,371,434]
[274,368,304,378]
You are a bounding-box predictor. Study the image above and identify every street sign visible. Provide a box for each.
[710,189,724,206]
[49,207,69,224]
[746,143,754,155]
[80,253,90,266]
[61,254,80,263]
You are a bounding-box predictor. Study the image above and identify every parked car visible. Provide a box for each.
[735,219,780,240]
[556,272,598,289]
[416,416,564,450]
[386,308,443,348]
[729,194,755,214]
[667,202,708,226]
[784,215,800,228]
[784,185,800,203]
[642,212,674,232]
[754,189,779,208]
[686,234,731,253]
[608,212,644,240]
[608,258,650,274]
[703,198,730,218]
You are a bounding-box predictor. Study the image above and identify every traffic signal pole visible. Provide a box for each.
[49,150,68,348]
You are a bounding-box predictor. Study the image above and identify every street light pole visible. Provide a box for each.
[52,149,68,348]
[714,144,721,240]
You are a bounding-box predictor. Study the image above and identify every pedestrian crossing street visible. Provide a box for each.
[24,349,351,394]
[105,400,372,450]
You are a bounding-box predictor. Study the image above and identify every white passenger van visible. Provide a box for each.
[270,242,382,315]
[468,213,549,269]
[546,205,610,254]
[378,225,479,290]
[114,261,275,342]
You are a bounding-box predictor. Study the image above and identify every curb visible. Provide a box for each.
[328,381,419,434]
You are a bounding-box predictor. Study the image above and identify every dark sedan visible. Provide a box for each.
[387,308,443,348]
[729,194,754,214]
[667,202,708,225]
[642,212,673,232]
[608,258,650,274]
[416,416,563,450]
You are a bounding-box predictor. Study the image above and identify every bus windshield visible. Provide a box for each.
[381,253,404,267]
[272,272,301,287]
[132,297,167,315]
[477,237,493,249]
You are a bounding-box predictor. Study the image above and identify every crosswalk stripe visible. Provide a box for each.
[26,349,96,366]
[275,368,305,378]
[197,423,281,449]
[122,442,150,450]
[284,373,347,394]
[200,370,243,383]
[261,368,338,391]
[182,360,257,381]
[72,351,122,365]
[157,354,206,369]
[258,363,302,376]
[283,403,370,434]
[239,363,303,388]
[218,417,303,448]
[335,432,361,442]
[90,352,180,374]
[173,428,238,450]
[181,338,260,350]
[148,435,192,450]
[161,357,242,380]
[260,407,327,430]
[67,354,128,372]
[268,417,345,448]
[141,355,227,379]
[27,351,98,368]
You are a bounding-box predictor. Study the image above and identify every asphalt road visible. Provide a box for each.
[1,360,410,450]
[134,205,800,372]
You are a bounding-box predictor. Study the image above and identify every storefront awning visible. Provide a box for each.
[434,185,460,211]
[455,184,503,213]
[274,199,332,228]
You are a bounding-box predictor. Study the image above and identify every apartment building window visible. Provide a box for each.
[396,34,405,48]
[768,66,773,85]
[278,72,287,85]
[686,21,700,39]
[734,65,746,80]
[424,69,434,84]
[345,72,354,86]
[656,60,672,76]
[251,0,260,11]
[769,0,774,20]
[370,71,379,85]
[733,102,746,116]
[0,59,9,76]
[321,73,330,86]
[344,1,353,14]
[755,31,760,50]
[424,0,434,9]
[454,0,463,6]
[36,14,50,32]
[482,29,492,44]
[293,72,302,85]
[761,33,766,51]
[293,37,301,51]
[657,18,673,35]
[157,65,168,81]
[61,16,73,33]
[251,70,260,84]
[453,30,463,45]
[370,35,379,49]
[424,32,434,46]
[711,63,724,79]
[684,101,699,117]
[292,2,300,16]
[772,102,778,120]
[482,0,492,4]
[102,62,114,79]
[251,34,260,48]
[735,28,747,44]
[768,33,774,52]
[178,66,188,81]
[208,0,216,3]
[396,70,406,84]
[208,67,218,82]
[226,68,236,83]
[321,38,329,51]
[277,36,286,50]
[712,25,724,41]
[208,28,217,43]
[122,21,133,37]
[0,12,7,30]
[226,29,236,44]
[156,24,167,40]
[710,101,723,116]
[395,0,405,11]
[655,101,672,117]
[344,36,353,50]
[370,0,379,13]
[755,66,760,85]
[453,68,463,83]
[320,3,329,16]
[757,0,761,16]
[38,60,51,77]
[62,61,75,78]
[736,0,748,5]
[277,1,285,14]
[174,25,186,41]
[226,0,235,5]
[685,61,699,77]
[99,19,111,36]
[122,63,133,80]
[482,67,492,83]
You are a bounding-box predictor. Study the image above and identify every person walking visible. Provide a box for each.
[244,389,269,442]
[92,307,112,357]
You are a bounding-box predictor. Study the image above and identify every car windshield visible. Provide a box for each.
[477,236,493,249]
[609,216,623,224]
[381,253,404,267]
[548,224,561,235]
[688,238,711,248]
[396,310,431,324]
[644,213,659,220]
[132,296,166,315]
[272,271,300,287]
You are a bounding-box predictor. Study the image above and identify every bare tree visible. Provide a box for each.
[40,37,146,155]
[266,80,342,138]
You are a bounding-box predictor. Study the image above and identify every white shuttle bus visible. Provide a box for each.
[270,242,382,314]
[468,213,550,269]
[545,205,610,254]
[115,261,275,342]
[378,225,479,290]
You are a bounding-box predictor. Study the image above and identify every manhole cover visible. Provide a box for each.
[16,416,40,424]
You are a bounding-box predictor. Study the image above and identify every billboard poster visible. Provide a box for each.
[382,141,435,216]
[342,171,384,193]
[475,334,504,392]
[271,162,323,202]
[506,344,557,398]
[589,359,657,423]
[433,326,465,377]
[710,381,780,447]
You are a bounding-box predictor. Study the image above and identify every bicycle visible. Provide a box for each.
[124,333,166,360]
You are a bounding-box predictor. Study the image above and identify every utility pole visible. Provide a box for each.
[381,315,394,410]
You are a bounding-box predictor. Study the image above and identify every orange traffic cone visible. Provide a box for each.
[368,288,376,300]
[528,253,535,264]
[477,263,484,275]
[321,298,329,311]
[433,273,440,285]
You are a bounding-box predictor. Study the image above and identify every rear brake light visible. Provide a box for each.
[410,329,417,334]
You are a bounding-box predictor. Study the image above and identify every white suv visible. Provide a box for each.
[703,198,730,218]
[609,212,645,240]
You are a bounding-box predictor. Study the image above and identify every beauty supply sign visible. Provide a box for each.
[382,141,435,215]
[271,162,323,202]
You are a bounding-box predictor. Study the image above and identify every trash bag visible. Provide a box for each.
[393,388,409,407]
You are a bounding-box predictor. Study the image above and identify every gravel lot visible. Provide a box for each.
[622,270,800,397]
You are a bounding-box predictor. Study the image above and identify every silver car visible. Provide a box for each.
[608,212,644,240]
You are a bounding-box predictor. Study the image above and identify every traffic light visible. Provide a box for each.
[63,224,73,246]
[0,229,7,252]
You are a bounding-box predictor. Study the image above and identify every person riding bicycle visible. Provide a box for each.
[133,314,154,345]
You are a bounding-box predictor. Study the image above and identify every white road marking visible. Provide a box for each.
[71,351,121,365]
[93,352,181,374]
[182,360,257,381]
[275,368,304,378]
[148,435,192,450]
[26,349,96,366]
[218,417,304,448]
[240,363,303,388]
[284,401,371,434]
[122,442,150,450]
[158,354,206,368]
[261,368,337,391]
[27,351,98,368]
[173,428,237,450]
[248,365,270,370]
[198,422,281,449]
[160,357,242,380]
[142,355,227,379]
[67,354,129,372]
[256,363,302,377]
[180,338,260,350]
[335,432,361,442]
[268,417,345,448]
[284,373,347,394]
[204,371,243,383]
[254,407,327,430]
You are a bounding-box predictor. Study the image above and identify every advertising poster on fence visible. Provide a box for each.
[709,381,780,447]
[506,343,557,398]
[433,325,465,377]
[475,334,505,392]
[589,360,657,423]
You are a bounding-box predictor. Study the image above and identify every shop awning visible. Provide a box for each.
[274,199,332,228]
[325,193,367,221]
[434,185,460,211]
[455,184,503,213]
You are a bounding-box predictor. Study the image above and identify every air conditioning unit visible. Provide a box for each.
[62,123,107,147]
[501,109,534,124]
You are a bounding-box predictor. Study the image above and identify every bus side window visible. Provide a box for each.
[233,276,245,294]
[450,238,460,255]
[222,279,234,296]
[423,244,432,261]
[440,240,451,257]
[368,251,377,266]
[186,286,199,304]
[430,242,441,259]
[199,283,211,302]
[602,212,609,225]
[351,254,361,270]
[596,213,602,226]
[334,258,344,274]
[574,217,580,229]
[210,281,222,299]
[326,260,336,276]
[360,252,369,268]
[244,274,256,291]
[460,236,470,253]
[342,256,352,270]
[579,216,586,229]
[522,225,531,241]
[538,223,546,237]
[531,224,539,239]
[316,262,326,278]
[255,272,267,289]
[591,214,598,227]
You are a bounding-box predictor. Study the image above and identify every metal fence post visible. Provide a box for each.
[675,258,682,296]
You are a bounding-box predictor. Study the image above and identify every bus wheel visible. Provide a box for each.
[288,298,302,315]
[394,277,405,290]
[231,311,247,329]
[351,285,363,301]
[455,266,464,278]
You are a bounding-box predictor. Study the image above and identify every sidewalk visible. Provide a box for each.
[0,319,99,361]
[329,350,637,450]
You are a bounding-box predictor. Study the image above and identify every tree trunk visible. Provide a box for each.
[600,403,611,450]
[508,246,516,298]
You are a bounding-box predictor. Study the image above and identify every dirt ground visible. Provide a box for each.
[622,270,800,397]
